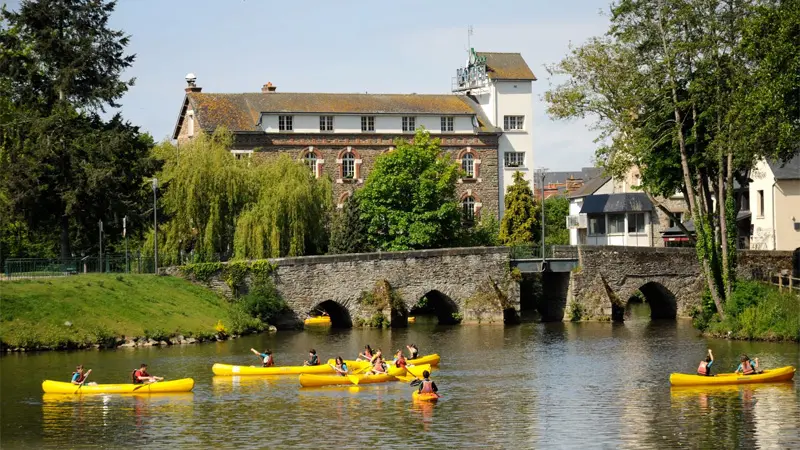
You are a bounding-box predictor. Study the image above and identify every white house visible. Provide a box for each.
[749,155,800,250]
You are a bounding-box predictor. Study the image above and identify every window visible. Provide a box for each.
[503,115,524,130]
[402,116,416,132]
[627,213,646,234]
[739,193,750,212]
[441,116,454,132]
[504,152,525,168]
[757,190,764,217]
[342,152,355,179]
[462,153,475,178]
[589,215,606,235]
[304,151,317,173]
[361,116,375,132]
[279,115,293,131]
[607,214,625,234]
[231,150,253,160]
[669,212,683,229]
[320,116,334,131]
[462,196,475,222]
[187,112,194,137]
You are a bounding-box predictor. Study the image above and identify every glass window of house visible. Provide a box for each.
[462,196,475,222]
[402,116,416,132]
[462,153,475,178]
[361,116,375,132]
[608,213,625,234]
[441,116,454,132]
[627,213,645,233]
[304,151,317,173]
[279,115,293,131]
[669,212,683,228]
[589,215,606,235]
[319,116,334,131]
[342,152,355,179]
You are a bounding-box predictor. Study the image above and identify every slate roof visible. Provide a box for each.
[173,92,498,138]
[579,193,655,214]
[570,175,612,198]
[767,154,800,180]
[662,220,695,236]
[477,52,537,81]
[543,168,602,196]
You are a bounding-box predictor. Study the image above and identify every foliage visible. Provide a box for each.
[567,301,584,322]
[459,215,500,247]
[535,195,570,246]
[358,130,461,251]
[329,192,370,254]
[499,171,537,245]
[223,261,249,290]
[180,262,223,282]
[703,281,800,341]
[250,260,277,284]
[239,277,287,324]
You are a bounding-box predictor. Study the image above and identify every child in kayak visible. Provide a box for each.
[251,348,274,367]
[333,356,348,376]
[132,363,164,385]
[418,370,438,395]
[369,355,388,375]
[70,365,97,386]
[357,345,374,361]
[406,344,419,360]
[393,350,408,369]
[735,355,760,375]
[303,349,320,366]
[697,349,714,376]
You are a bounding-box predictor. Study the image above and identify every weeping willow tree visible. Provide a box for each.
[234,154,332,258]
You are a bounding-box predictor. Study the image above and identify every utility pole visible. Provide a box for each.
[98,220,103,273]
[123,216,129,273]
[538,168,548,266]
[152,178,158,275]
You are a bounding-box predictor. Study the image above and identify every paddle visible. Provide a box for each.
[406,364,429,379]
[73,370,91,394]
[348,375,361,385]
[132,377,164,391]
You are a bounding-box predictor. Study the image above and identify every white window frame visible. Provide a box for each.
[503,115,525,131]
[588,214,606,236]
[304,151,317,173]
[361,116,375,132]
[402,116,416,132]
[441,116,454,132]
[669,212,683,229]
[504,152,525,168]
[607,213,625,234]
[320,115,334,132]
[231,149,253,160]
[627,212,646,234]
[279,115,293,131]
[462,153,475,178]
[342,152,355,179]
[462,196,476,222]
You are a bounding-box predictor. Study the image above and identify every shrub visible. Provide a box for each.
[144,328,169,342]
[227,305,266,335]
[239,277,287,323]
[567,301,584,322]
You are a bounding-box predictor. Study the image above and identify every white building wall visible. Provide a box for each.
[416,116,439,132]
[261,114,279,132]
[333,115,361,133]
[375,116,402,134]
[749,159,777,250]
[454,116,475,133]
[569,198,583,245]
[292,115,320,133]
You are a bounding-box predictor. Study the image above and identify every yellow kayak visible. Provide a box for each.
[412,391,440,402]
[669,366,796,386]
[328,354,440,369]
[299,373,394,388]
[212,362,369,376]
[387,364,431,378]
[408,317,416,323]
[42,378,194,394]
[304,316,331,326]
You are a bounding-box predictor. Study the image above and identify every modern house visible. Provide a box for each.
[172,50,536,220]
[749,155,800,251]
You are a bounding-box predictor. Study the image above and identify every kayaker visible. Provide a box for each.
[697,349,714,376]
[132,363,164,385]
[735,355,760,375]
[70,365,97,386]
[303,349,320,366]
[333,356,348,376]
[369,348,383,364]
[418,370,438,395]
[406,344,419,360]
[250,348,274,367]
[369,355,387,375]
[393,350,408,369]
[358,345,374,361]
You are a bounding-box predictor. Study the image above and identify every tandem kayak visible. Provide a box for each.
[669,366,796,386]
[212,362,369,376]
[42,378,195,394]
[299,373,394,388]
[328,354,440,368]
[412,391,440,402]
[304,316,331,326]
[387,364,431,378]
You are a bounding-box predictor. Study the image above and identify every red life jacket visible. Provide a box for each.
[262,355,273,367]
[742,360,755,375]
[697,361,709,375]
[132,369,148,384]
[72,372,86,383]
[420,379,434,394]
[396,358,407,368]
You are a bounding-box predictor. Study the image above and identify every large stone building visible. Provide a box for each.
[171,50,536,220]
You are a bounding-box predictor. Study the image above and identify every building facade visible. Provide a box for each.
[172,51,536,220]
[749,155,800,250]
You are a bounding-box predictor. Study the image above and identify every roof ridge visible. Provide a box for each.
[192,92,465,97]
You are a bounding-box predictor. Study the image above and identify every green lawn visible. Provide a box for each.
[0,274,238,349]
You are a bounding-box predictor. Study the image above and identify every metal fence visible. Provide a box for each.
[510,244,579,260]
[3,255,157,279]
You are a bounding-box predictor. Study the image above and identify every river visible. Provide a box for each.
[1,305,799,449]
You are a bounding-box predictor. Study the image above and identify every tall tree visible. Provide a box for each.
[358,130,461,251]
[499,171,537,245]
[329,194,370,254]
[537,196,570,246]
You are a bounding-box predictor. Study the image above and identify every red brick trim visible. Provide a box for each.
[300,147,323,178]
[459,190,483,218]
[337,191,351,209]
[456,147,480,181]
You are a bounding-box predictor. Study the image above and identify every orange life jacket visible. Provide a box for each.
[420,379,434,393]
[742,360,755,375]
[697,361,709,375]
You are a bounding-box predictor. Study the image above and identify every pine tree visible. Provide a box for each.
[329,194,370,254]
[499,171,537,245]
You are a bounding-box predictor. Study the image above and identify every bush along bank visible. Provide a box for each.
[0,274,280,352]
[693,280,800,342]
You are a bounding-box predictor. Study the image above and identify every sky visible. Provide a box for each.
[9,0,612,171]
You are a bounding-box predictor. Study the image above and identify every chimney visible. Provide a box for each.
[262,81,277,93]
[185,73,201,93]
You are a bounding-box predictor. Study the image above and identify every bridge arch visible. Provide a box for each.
[308,300,352,328]
[409,290,461,325]
[613,281,677,322]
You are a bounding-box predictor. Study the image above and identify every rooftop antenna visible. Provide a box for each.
[468,25,474,52]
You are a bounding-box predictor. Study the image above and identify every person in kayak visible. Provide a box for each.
[393,350,408,369]
[369,355,388,375]
[70,365,97,386]
[735,355,760,375]
[357,345,374,361]
[303,349,320,366]
[418,370,438,395]
[406,344,419,360]
[250,348,274,367]
[332,356,348,376]
[132,363,164,385]
[697,349,714,376]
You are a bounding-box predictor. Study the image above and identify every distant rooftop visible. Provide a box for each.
[476,52,537,81]
[767,154,800,180]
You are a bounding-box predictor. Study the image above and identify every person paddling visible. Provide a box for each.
[369,355,387,375]
[132,363,164,385]
[418,370,438,395]
[735,354,760,375]
[332,356,348,376]
[251,348,274,367]
[393,350,408,369]
[70,365,97,386]
[303,349,320,366]
[697,349,714,376]
[358,345,374,361]
[406,344,419,360]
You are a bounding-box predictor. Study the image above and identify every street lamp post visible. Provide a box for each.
[152,178,158,275]
[538,168,548,266]
[123,216,129,273]
[98,220,103,273]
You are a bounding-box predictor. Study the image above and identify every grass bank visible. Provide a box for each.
[695,280,800,342]
[0,274,266,351]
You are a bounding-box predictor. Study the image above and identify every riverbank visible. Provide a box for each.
[0,274,270,352]
[697,280,800,342]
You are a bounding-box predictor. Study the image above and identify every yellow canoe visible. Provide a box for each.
[304,316,331,325]
[212,362,369,376]
[669,366,796,386]
[408,317,416,323]
[42,378,194,394]
[299,373,394,388]
[328,354,440,368]
[413,391,440,402]
[387,364,431,378]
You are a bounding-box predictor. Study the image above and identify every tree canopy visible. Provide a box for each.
[499,171,537,245]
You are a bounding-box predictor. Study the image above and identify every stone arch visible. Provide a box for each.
[336,146,362,180]
[309,300,352,328]
[299,147,323,178]
[409,290,461,325]
[336,191,351,209]
[459,190,483,222]
[613,281,677,322]
[456,147,480,179]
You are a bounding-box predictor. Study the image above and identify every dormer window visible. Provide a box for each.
[402,116,416,132]
[441,116,454,132]
[320,116,334,132]
[279,115,293,131]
